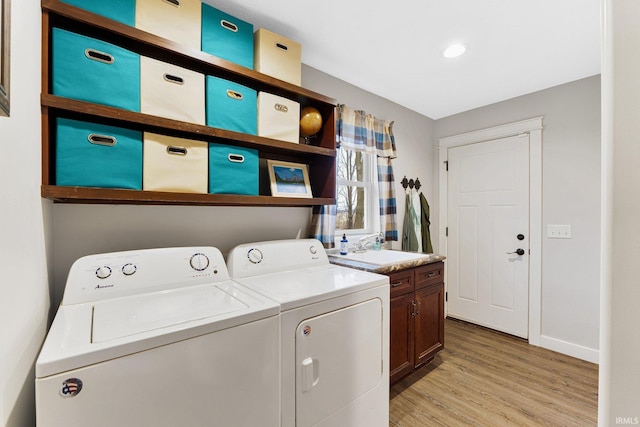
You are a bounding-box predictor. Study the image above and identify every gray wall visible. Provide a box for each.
[51,65,436,307]
[434,75,601,360]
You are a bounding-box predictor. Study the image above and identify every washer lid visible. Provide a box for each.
[92,285,247,343]
[36,281,279,378]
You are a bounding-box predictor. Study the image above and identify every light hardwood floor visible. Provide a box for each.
[389,318,598,426]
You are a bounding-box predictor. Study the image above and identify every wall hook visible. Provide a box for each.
[401,176,409,190]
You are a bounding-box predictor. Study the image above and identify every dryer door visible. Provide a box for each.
[295,298,383,427]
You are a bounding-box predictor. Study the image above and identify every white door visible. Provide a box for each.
[446,134,530,338]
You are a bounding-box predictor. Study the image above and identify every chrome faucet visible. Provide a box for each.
[355,233,380,252]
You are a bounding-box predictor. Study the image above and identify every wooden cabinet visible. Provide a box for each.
[389,261,444,385]
[389,269,415,384]
[41,0,336,207]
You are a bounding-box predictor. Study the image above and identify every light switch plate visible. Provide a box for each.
[548,224,572,239]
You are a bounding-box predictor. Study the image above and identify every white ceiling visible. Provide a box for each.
[204,0,601,119]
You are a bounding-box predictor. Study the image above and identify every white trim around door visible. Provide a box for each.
[438,117,543,346]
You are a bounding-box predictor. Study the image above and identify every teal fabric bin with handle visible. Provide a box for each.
[56,117,142,189]
[52,28,140,112]
[208,143,258,195]
[60,0,135,26]
[201,3,254,69]
[206,75,257,135]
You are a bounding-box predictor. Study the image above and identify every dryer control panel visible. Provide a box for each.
[227,239,328,279]
[62,247,229,305]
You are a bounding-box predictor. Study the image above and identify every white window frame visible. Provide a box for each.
[335,147,379,239]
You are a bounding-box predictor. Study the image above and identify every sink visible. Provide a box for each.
[328,249,432,268]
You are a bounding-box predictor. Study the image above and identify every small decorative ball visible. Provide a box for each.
[300,106,323,137]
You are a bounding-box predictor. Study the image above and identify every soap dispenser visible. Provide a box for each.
[340,234,348,255]
[373,235,382,251]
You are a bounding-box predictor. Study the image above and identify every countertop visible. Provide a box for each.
[328,252,446,274]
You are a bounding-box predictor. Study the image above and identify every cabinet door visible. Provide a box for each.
[389,292,415,384]
[414,283,445,367]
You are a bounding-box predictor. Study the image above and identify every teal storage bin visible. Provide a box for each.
[52,28,140,112]
[60,0,135,26]
[206,75,257,135]
[208,143,258,195]
[56,117,142,189]
[201,4,253,69]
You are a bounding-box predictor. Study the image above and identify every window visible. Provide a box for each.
[336,146,377,235]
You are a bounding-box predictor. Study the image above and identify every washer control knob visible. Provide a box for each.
[247,248,263,264]
[309,245,318,255]
[122,263,137,276]
[95,266,112,279]
[190,253,209,271]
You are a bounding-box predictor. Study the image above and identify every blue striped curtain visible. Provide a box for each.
[310,105,398,245]
[370,115,398,242]
[378,157,399,242]
[310,204,337,248]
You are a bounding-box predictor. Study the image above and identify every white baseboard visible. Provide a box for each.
[539,335,599,364]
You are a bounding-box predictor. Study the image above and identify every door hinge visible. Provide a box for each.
[444,160,449,171]
[446,227,448,237]
[445,292,448,302]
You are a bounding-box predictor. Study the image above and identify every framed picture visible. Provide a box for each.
[0,0,9,116]
[267,160,312,198]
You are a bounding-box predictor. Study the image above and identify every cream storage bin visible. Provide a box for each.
[135,0,201,50]
[254,28,301,85]
[143,132,208,193]
[257,92,300,143]
[141,56,205,124]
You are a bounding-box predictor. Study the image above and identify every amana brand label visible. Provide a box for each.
[60,378,83,398]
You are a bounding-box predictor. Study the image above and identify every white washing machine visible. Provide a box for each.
[227,239,390,427]
[35,247,280,427]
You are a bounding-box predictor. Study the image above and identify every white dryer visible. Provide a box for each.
[227,239,390,427]
[36,247,280,427]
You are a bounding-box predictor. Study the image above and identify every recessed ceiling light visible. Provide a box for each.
[442,43,468,59]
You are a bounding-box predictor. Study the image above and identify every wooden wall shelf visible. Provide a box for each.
[41,185,334,207]
[41,0,337,207]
